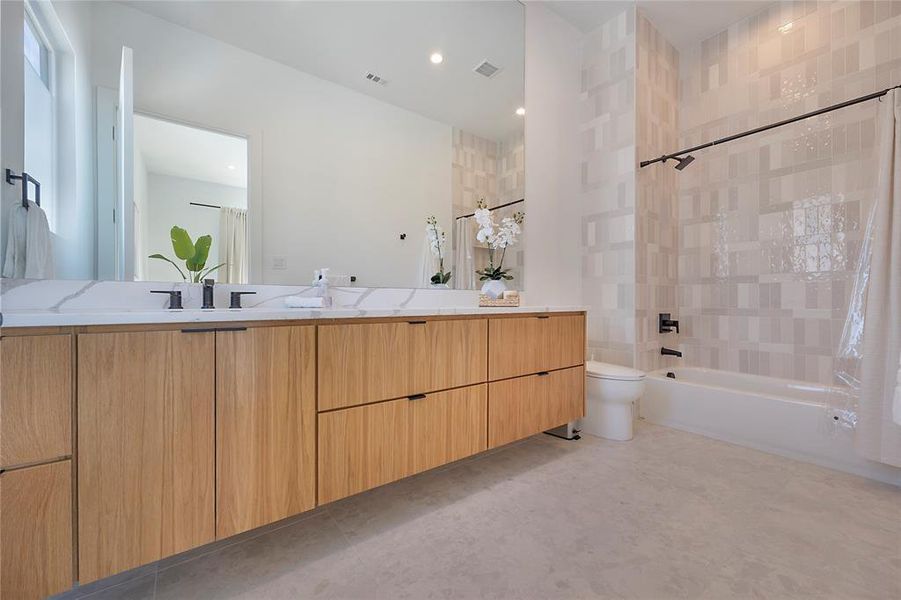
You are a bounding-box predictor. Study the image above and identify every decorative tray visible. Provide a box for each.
[478,295,520,307]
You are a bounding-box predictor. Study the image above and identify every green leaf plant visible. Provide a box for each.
[149,226,226,283]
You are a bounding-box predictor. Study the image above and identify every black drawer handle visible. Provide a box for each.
[182,327,247,333]
[407,393,427,401]
[408,320,427,325]
[537,371,550,377]
[536,315,550,319]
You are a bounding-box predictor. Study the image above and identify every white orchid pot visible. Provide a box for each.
[481,279,507,299]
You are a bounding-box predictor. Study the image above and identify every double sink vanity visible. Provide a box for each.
[0,304,586,599]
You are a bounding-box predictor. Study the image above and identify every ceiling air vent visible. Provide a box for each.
[365,71,388,86]
[473,60,502,79]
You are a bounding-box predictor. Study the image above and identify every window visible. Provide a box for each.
[23,13,49,88]
[23,8,55,228]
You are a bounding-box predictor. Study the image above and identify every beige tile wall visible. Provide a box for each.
[580,7,637,367]
[452,128,498,219]
[677,0,901,384]
[636,11,681,372]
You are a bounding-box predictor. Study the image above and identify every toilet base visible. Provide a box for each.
[581,401,634,441]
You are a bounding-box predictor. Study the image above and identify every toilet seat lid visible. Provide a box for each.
[586,360,645,381]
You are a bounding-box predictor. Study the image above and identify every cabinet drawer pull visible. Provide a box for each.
[181,327,247,333]
[536,315,550,319]
[407,320,427,325]
[537,371,550,377]
[407,393,427,401]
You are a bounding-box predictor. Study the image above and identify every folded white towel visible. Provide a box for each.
[284,296,325,308]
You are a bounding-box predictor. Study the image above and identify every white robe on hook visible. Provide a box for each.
[2,200,54,279]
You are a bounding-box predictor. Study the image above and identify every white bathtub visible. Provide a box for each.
[640,367,901,486]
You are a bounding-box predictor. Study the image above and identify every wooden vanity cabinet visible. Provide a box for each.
[318,384,487,504]
[0,334,72,469]
[0,461,73,600]
[488,367,584,448]
[318,318,487,411]
[77,330,215,583]
[0,333,75,599]
[216,326,316,538]
[488,314,585,381]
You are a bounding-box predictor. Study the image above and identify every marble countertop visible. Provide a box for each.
[1,305,587,328]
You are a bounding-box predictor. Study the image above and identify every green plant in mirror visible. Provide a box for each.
[149,226,226,282]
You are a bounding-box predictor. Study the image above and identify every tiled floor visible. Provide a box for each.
[58,423,900,600]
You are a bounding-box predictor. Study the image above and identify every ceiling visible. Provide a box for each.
[134,114,248,188]
[124,1,525,141]
[544,0,774,49]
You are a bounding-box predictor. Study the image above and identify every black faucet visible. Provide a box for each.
[661,347,682,358]
[150,290,183,309]
[659,313,680,334]
[202,279,215,309]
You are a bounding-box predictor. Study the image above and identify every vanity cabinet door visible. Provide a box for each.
[216,326,316,538]
[78,330,215,583]
[488,366,584,448]
[318,398,410,505]
[488,314,585,380]
[408,385,487,475]
[0,461,73,600]
[0,334,72,469]
[317,318,487,411]
[318,384,488,504]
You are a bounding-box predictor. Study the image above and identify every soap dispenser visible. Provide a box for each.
[313,268,333,308]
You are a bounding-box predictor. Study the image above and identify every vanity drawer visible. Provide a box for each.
[0,334,72,469]
[318,318,487,411]
[0,461,73,600]
[318,384,487,504]
[488,314,585,381]
[488,366,584,448]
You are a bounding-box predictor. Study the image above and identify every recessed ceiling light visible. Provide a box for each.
[430,52,444,65]
[227,164,236,171]
[778,21,793,34]
[515,107,525,116]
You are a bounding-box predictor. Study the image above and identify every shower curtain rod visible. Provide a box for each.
[639,83,901,168]
[456,198,524,220]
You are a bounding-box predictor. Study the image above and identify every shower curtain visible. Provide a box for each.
[218,207,248,284]
[838,89,901,467]
[453,216,477,290]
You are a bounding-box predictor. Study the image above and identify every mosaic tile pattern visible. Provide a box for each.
[677,0,901,384]
[636,11,680,372]
[580,7,637,368]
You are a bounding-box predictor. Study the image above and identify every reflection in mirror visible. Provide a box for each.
[133,115,249,284]
[3,0,525,290]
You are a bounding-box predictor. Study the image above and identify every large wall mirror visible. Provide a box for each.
[6,0,525,289]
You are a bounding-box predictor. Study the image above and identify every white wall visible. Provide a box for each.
[522,3,582,305]
[1,1,25,268]
[144,173,246,283]
[88,1,452,288]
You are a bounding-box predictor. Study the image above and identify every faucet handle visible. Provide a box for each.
[150,290,183,310]
[229,291,257,309]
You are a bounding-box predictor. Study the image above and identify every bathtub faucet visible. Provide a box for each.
[661,347,682,358]
[658,313,680,334]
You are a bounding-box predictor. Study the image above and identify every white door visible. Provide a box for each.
[116,46,134,280]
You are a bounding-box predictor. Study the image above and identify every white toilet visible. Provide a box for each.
[580,361,646,441]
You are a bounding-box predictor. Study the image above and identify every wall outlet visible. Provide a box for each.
[271,256,287,270]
